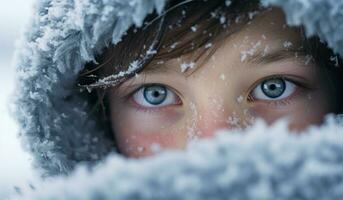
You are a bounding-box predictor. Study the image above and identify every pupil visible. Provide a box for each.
[153,91,160,97]
[269,84,276,90]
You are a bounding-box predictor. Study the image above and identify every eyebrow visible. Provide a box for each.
[140,62,173,74]
[245,46,308,65]
[139,59,193,75]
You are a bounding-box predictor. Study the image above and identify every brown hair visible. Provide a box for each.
[78,0,262,112]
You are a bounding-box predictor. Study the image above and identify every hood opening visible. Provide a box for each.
[14,0,343,177]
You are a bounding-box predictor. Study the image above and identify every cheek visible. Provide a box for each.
[115,131,187,158]
[110,106,187,158]
[251,90,335,131]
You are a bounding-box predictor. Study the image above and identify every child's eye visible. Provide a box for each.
[132,84,180,107]
[251,77,296,100]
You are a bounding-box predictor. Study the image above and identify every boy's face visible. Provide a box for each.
[108,8,336,157]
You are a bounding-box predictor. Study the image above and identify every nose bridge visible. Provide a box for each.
[197,112,228,138]
[191,97,238,139]
[186,73,245,139]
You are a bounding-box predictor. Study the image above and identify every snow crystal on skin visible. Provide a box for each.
[209,96,225,119]
[236,95,244,104]
[226,112,242,129]
[180,62,196,73]
[262,45,270,57]
[240,41,262,62]
[187,102,199,141]
[219,74,226,80]
[242,110,256,128]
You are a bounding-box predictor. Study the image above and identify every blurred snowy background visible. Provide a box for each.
[0,0,36,197]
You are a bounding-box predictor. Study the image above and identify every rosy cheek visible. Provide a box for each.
[116,132,186,158]
[110,102,187,158]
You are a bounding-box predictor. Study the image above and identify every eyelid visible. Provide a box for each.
[115,84,142,102]
[247,74,314,102]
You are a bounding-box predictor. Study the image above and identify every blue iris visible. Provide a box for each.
[261,78,286,98]
[143,85,167,105]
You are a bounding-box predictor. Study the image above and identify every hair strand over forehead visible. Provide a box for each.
[78,0,262,88]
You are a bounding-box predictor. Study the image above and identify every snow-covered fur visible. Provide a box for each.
[12,0,343,199]
[15,119,343,200]
[14,0,166,176]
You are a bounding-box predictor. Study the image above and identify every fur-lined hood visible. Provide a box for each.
[14,0,165,176]
[12,0,343,199]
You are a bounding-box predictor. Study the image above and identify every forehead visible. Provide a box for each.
[238,8,302,45]
[142,7,303,75]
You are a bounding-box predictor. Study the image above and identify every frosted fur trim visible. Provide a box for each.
[13,0,166,176]
[15,118,343,200]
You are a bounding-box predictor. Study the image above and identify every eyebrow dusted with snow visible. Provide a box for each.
[139,60,199,75]
[137,40,311,76]
[243,45,309,65]
[139,61,175,74]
